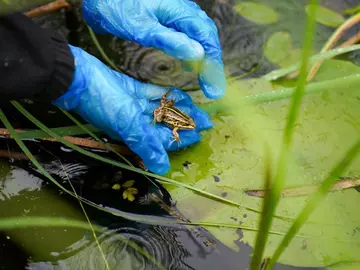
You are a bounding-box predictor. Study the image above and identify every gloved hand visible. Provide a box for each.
[53,46,213,175]
[82,0,226,99]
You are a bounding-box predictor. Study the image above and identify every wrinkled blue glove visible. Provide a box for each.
[82,0,226,99]
[54,46,213,175]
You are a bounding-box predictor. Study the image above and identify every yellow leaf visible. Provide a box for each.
[122,188,138,202]
[112,183,121,190]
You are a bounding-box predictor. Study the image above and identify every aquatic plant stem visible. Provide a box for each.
[250,1,318,269]
[337,31,360,48]
[287,12,360,81]
[263,44,360,81]
[87,26,122,72]
[306,12,360,81]
[267,139,360,269]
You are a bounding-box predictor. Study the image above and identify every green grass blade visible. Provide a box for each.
[12,101,294,221]
[59,108,133,164]
[59,159,110,270]
[0,107,186,225]
[87,26,121,72]
[0,107,300,237]
[267,139,360,268]
[250,2,318,269]
[58,108,165,193]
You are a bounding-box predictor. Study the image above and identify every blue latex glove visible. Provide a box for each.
[54,46,213,175]
[82,0,226,99]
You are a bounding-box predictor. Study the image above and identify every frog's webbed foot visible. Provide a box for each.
[171,127,181,146]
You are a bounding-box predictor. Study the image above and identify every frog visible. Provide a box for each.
[152,88,196,144]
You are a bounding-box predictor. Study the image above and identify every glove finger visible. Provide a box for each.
[134,82,193,104]
[156,125,201,151]
[159,3,226,99]
[117,113,170,175]
[198,56,227,99]
[188,105,213,131]
[140,22,205,61]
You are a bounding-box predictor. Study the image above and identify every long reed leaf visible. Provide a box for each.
[11,101,295,221]
[250,2,318,269]
[0,108,164,223]
[58,108,165,193]
[4,103,301,233]
[267,139,360,268]
[0,107,337,243]
[0,216,104,231]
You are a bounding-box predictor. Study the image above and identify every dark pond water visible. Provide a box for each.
[1,0,359,269]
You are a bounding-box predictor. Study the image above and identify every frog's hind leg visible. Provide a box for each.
[171,127,181,146]
[161,88,171,105]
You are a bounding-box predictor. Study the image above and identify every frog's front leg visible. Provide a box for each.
[152,106,164,124]
[172,127,181,145]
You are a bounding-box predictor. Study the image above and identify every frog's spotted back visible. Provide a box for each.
[153,89,196,143]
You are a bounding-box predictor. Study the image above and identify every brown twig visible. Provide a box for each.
[24,0,72,17]
[245,178,360,198]
[0,149,29,160]
[337,31,360,48]
[0,128,133,156]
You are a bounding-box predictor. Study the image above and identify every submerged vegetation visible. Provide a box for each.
[1,0,360,269]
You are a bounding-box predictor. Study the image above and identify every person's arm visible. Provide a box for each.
[0,12,74,101]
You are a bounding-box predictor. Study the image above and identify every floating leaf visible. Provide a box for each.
[112,183,121,190]
[264,31,301,67]
[123,188,138,202]
[306,4,345,27]
[234,2,279,25]
[166,59,360,267]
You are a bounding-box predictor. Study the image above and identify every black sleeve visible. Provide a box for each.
[0,12,75,102]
